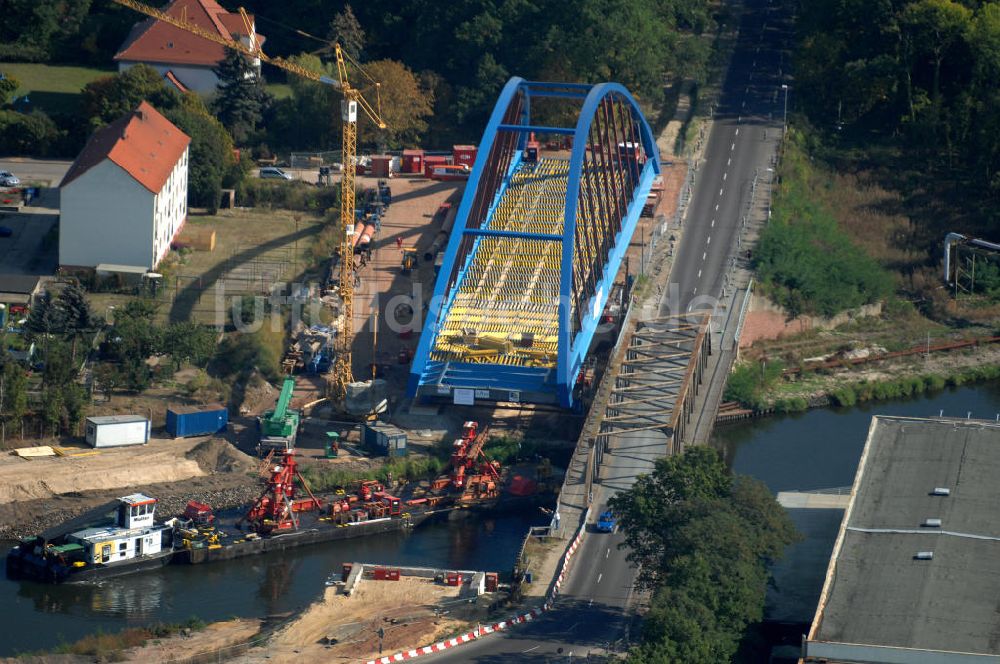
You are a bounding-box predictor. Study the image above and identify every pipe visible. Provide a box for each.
[943,232,965,283]
[425,199,459,261]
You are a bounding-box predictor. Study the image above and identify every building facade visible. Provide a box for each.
[114,0,264,94]
[59,102,190,271]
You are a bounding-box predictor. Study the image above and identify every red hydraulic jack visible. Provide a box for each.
[245,450,323,534]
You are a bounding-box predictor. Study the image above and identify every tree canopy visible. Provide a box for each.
[610,447,798,663]
[212,51,272,145]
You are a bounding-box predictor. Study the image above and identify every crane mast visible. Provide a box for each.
[111,0,386,404]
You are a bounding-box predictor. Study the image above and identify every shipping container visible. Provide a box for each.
[423,155,449,178]
[370,155,393,178]
[166,405,228,438]
[362,421,407,457]
[452,145,477,167]
[85,415,150,448]
[401,149,424,174]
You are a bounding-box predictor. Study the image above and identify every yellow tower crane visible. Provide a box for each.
[111,1,387,402]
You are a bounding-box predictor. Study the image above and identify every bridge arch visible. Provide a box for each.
[409,78,661,408]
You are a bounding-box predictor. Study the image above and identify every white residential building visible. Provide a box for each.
[114,0,265,95]
[59,101,190,271]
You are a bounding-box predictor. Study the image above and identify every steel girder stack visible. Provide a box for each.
[408,77,661,408]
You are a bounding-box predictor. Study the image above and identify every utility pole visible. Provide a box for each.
[781,84,789,134]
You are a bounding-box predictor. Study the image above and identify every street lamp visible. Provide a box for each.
[781,84,789,133]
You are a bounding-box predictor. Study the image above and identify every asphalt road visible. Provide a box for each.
[418,0,791,661]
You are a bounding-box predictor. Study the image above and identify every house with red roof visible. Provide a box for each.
[114,0,265,94]
[59,102,191,271]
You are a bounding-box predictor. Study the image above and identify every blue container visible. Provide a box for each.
[166,405,229,437]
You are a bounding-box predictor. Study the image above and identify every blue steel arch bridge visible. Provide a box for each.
[408,77,661,408]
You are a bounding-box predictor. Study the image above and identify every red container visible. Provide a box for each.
[445,572,462,586]
[485,572,498,592]
[387,569,401,581]
[402,149,424,174]
[452,145,477,167]
[373,567,389,580]
[370,155,393,178]
[424,155,448,178]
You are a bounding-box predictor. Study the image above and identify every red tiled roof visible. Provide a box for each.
[163,70,190,93]
[60,101,191,194]
[114,0,264,68]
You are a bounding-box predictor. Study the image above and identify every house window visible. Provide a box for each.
[119,542,127,551]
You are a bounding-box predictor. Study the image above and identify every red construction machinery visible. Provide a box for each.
[245,450,323,534]
[432,421,501,504]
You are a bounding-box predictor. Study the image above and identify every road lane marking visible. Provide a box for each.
[522,646,540,653]
[723,172,727,181]
[711,219,715,227]
[606,548,611,559]
[719,187,724,196]
[727,157,731,166]
[731,142,736,150]
[597,573,603,584]
[697,269,702,278]
[715,204,719,211]
[735,127,739,136]
[702,251,707,260]
[693,288,697,295]
[707,235,711,245]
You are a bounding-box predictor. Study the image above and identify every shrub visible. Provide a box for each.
[830,387,857,407]
[754,135,892,317]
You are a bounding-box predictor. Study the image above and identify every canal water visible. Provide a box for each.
[0,511,547,656]
[712,383,1000,493]
[5,384,999,655]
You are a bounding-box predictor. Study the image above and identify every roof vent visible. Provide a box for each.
[914,551,934,560]
[931,487,950,496]
[923,518,942,528]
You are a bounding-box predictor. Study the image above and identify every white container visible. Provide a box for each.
[85,415,150,448]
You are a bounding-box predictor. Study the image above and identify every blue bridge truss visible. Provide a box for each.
[407,77,661,408]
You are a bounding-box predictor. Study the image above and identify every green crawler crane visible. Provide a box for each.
[259,377,300,453]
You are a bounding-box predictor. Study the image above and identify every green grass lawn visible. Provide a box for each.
[266,83,292,100]
[1,62,115,114]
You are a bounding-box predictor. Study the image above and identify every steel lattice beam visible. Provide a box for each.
[408,77,661,408]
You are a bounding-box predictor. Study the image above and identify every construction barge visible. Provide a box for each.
[7,421,541,583]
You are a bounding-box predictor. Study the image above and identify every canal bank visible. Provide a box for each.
[0,510,547,657]
[713,382,1000,492]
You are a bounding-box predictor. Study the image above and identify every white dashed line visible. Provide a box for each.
[715,204,719,211]
[719,188,724,196]
[606,548,610,559]
[711,219,715,227]
[697,269,702,278]
[523,646,540,653]
[727,157,731,166]
[597,573,603,584]
[707,235,712,245]
[723,172,727,181]
[702,251,707,260]
[693,288,697,296]
[731,142,736,150]
[735,127,740,136]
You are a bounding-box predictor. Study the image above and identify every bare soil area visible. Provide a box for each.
[244,577,468,663]
[0,438,258,539]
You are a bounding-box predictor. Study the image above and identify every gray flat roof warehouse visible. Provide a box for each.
[803,416,1000,664]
